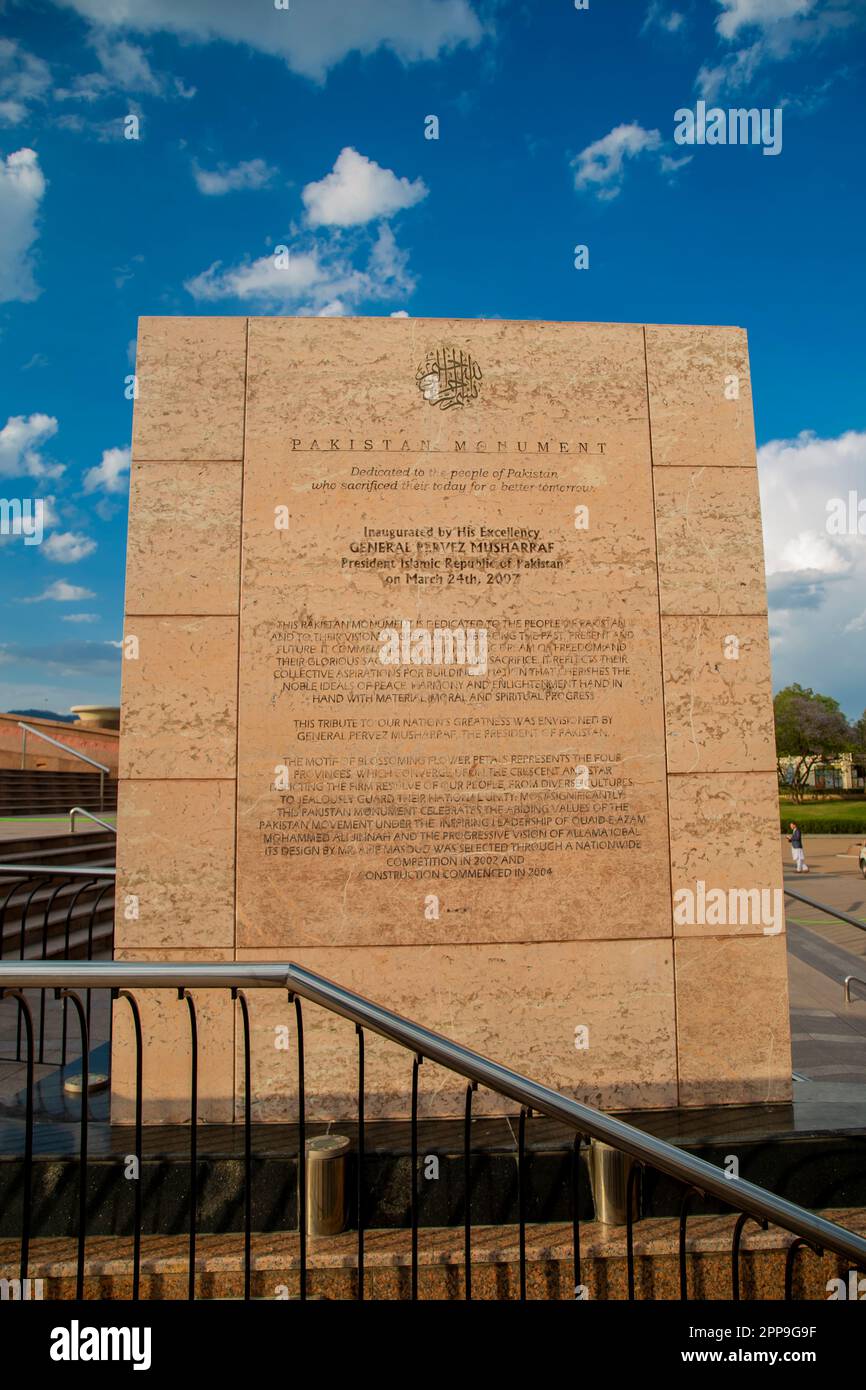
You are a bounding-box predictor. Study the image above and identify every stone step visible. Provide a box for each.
[0,834,116,867]
[2,1211,863,1300]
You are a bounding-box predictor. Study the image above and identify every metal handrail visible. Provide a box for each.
[18,721,110,813]
[844,975,866,1003]
[0,864,115,878]
[2,958,866,1268]
[69,807,117,835]
[784,886,866,934]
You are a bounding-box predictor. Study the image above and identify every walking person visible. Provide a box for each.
[787,821,809,873]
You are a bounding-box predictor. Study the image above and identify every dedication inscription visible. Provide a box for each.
[115,317,792,1121]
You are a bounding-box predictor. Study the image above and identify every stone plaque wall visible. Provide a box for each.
[114,317,791,1121]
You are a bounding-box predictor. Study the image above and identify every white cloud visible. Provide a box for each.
[758,428,866,710]
[62,612,99,623]
[50,0,484,83]
[0,39,52,126]
[82,444,130,494]
[42,531,97,563]
[572,123,662,200]
[642,4,686,34]
[0,147,46,302]
[699,0,861,98]
[23,579,96,602]
[192,157,277,196]
[91,33,163,93]
[391,309,410,317]
[302,147,427,227]
[714,0,816,40]
[0,412,61,479]
[186,223,413,315]
[54,30,196,105]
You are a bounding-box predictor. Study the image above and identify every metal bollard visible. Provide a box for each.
[587,1139,639,1226]
[305,1135,350,1236]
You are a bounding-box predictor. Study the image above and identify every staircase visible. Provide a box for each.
[0,768,117,819]
[0,830,116,962]
[6,1211,864,1300]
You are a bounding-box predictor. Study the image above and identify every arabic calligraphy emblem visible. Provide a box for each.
[415,345,482,410]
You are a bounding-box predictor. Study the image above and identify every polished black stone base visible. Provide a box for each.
[2,1052,865,1238]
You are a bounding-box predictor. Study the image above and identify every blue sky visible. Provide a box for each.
[1,0,865,718]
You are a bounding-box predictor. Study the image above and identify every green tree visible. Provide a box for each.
[774,684,854,802]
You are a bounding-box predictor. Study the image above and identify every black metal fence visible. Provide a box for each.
[2,959,865,1303]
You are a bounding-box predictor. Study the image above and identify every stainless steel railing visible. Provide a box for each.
[785,885,866,934]
[69,807,117,835]
[18,721,111,812]
[3,957,866,1285]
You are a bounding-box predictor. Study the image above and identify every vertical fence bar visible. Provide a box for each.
[57,989,89,1299]
[411,1053,423,1301]
[179,989,198,1301]
[114,990,143,1301]
[61,881,96,1068]
[233,990,252,1302]
[38,882,68,1063]
[731,1213,768,1301]
[0,990,34,1282]
[356,1024,365,1302]
[679,1186,702,1301]
[464,1080,476,1301]
[626,1162,642,1301]
[290,993,306,1301]
[518,1106,530,1302]
[572,1133,583,1299]
[17,883,43,1060]
[785,1238,822,1301]
[85,885,113,1034]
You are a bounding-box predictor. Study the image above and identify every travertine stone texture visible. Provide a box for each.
[668,772,783,938]
[132,317,247,461]
[235,941,678,1119]
[244,317,649,447]
[119,615,238,779]
[116,316,789,1118]
[111,949,235,1124]
[114,780,236,950]
[653,466,766,615]
[125,462,242,616]
[661,616,775,775]
[675,935,792,1105]
[645,325,756,469]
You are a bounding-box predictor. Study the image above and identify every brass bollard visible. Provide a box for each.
[305,1135,350,1236]
[587,1139,640,1226]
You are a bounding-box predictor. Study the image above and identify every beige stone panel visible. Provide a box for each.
[235,399,669,947]
[234,940,678,1120]
[132,316,247,461]
[114,779,235,950]
[645,324,756,468]
[668,772,784,938]
[654,466,766,615]
[119,616,238,780]
[234,616,669,949]
[111,949,235,1124]
[235,728,670,948]
[675,936,792,1105]
[245,317,648,450]
[240,422,660,621]
[661,616,775,775]
[125,462,242,616]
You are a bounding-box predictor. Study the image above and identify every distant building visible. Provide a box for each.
[779,751,866,792]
